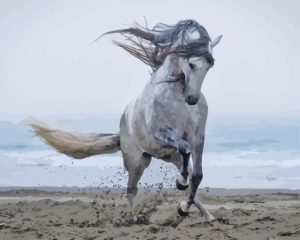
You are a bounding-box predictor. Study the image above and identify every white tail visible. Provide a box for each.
[29,119,120,159]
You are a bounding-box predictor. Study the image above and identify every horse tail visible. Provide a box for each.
[29,119,120,159]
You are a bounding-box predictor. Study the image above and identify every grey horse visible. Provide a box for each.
[31,19,222,222]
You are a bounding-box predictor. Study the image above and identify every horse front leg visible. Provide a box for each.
[155,126,191,190]
[176,151,190,190]
[156,126,191,154]
[177,136,215,222]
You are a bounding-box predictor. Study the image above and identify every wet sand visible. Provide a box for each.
[0,187,299,240]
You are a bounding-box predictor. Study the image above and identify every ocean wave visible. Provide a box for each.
[2,149,300,168]
[204,150,300,167]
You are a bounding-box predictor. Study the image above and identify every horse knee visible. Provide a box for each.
[191,173,203,184]
[178,140,191,155]
[192,160,203,181]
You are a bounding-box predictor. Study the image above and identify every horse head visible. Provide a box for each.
[174,34,222,105]
[96,19,222,105]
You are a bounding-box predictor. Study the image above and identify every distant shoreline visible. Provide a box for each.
[0,186,299,196]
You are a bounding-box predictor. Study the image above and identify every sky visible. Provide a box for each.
[0,0,299,118]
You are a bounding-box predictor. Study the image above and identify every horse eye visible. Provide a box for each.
[189,63,196,70]
[206,56,215,65]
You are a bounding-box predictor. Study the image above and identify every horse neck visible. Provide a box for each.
[148,55,184,98]
[153,55,181,83]
[153,35,188,82]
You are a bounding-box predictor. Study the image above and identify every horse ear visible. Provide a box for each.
[210,35,223,48]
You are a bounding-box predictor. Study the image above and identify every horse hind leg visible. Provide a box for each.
[125,153,151,207]
[127,165,143,207]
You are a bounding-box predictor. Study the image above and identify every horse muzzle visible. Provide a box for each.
[185,95,199,105]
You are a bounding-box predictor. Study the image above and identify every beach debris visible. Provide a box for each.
[231,208,252,216]
[157,213,184,228]
[255,216,277,222]
[0,223,8,229]
[216,217,232,225]
[277,230,300,236]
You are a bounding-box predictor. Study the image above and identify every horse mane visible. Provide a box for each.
[94,19,211,71]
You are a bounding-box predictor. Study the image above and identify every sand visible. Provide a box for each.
[0,187,299,240]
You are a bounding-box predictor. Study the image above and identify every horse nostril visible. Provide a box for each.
[185,96,199,105]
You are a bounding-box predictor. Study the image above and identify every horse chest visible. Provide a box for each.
[154,93,201,132]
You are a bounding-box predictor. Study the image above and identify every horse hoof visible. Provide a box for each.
[176,179,189,190]
[177,205,189,217]
[204,214,216,223]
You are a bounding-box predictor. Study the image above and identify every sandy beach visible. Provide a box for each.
[0,187,299,240]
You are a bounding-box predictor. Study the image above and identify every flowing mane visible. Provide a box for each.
[94,19,212,71]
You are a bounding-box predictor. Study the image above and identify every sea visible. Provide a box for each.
[0,114,299,189]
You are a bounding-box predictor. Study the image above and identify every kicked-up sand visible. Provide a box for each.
[0,187,299,240]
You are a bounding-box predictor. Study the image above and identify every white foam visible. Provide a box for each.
[203,150,300,168]
[0,148,299,188]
